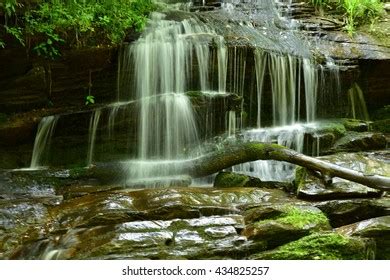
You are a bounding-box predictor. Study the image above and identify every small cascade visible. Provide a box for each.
[254,51,318,127]
[348,83,370,121]
[233,124,306,181]
[30,116,59,169]
[227,110,237,137]
[86,109,102,166]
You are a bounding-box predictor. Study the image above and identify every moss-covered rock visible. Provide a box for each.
[250,232,375,260]
[342,119,369,132]
[214,172,261,188]
[242,204,331,248]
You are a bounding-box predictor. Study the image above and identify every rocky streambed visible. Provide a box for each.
[1,148,389,260]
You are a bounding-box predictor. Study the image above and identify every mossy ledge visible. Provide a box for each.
[250,232,375,260]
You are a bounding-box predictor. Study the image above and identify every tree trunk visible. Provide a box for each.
[91,142,390,191]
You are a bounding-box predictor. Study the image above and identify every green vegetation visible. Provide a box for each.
[309,0,385,34]
[254,206,330,231]
[252,232,374,260]
[0,0,156,58]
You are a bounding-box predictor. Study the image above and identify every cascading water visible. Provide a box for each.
[117,12,229,180]
[26,0,344,184]
[30,116,59,169]
[86,109,102,166]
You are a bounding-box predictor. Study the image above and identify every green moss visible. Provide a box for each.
[214,172,251,188]
[252,232,374,260]
[316,121,347,138]
[254,206,330,231]
[342,118,368,132]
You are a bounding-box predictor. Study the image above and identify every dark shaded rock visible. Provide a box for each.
[250,232,376,260]
[371,119,390,134]
[337,216,390,259]
[295,152,388,200]
[213,171,292,190]
[314,198,390,227]
[331,132,387,152]
[242,204,330,248]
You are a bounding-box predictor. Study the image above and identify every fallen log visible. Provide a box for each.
[91,142,390,191]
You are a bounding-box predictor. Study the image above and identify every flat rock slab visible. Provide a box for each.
[296,152,389,200]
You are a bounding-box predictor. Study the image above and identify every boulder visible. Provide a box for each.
[250,232,375,260]
[242,204,331,248]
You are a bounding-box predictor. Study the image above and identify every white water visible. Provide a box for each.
[30,116,59,169]
[233,123,307,181]
[86,109,101,166]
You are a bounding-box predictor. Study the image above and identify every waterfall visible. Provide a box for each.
[86,109,101,166]
[348,83,369,121]
[30,116,59,169]
[227,110,237,137]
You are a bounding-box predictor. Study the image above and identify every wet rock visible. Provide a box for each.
[50,187,289,229]
[337,216,390,259]
[250,232,375,260]
[242,204,331,248]
[213,171,291,190]
[295,152,388,200]
[331,132,386,152]
[0,197,61,259]
[314,198,390,227]
[10,214,265,260]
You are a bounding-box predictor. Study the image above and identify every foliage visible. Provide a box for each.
[0,0,156,58]
[308,0,385,34]
[85,94,95,105]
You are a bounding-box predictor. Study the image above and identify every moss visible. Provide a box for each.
[252,232,374,260]
[315,121,347,138]
[254,206,330,231]
[342,119,368,132]
[214,172,253,188]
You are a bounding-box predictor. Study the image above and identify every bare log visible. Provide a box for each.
[92,142,390,191]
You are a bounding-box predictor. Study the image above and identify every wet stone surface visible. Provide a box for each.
[296,152,389,200]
